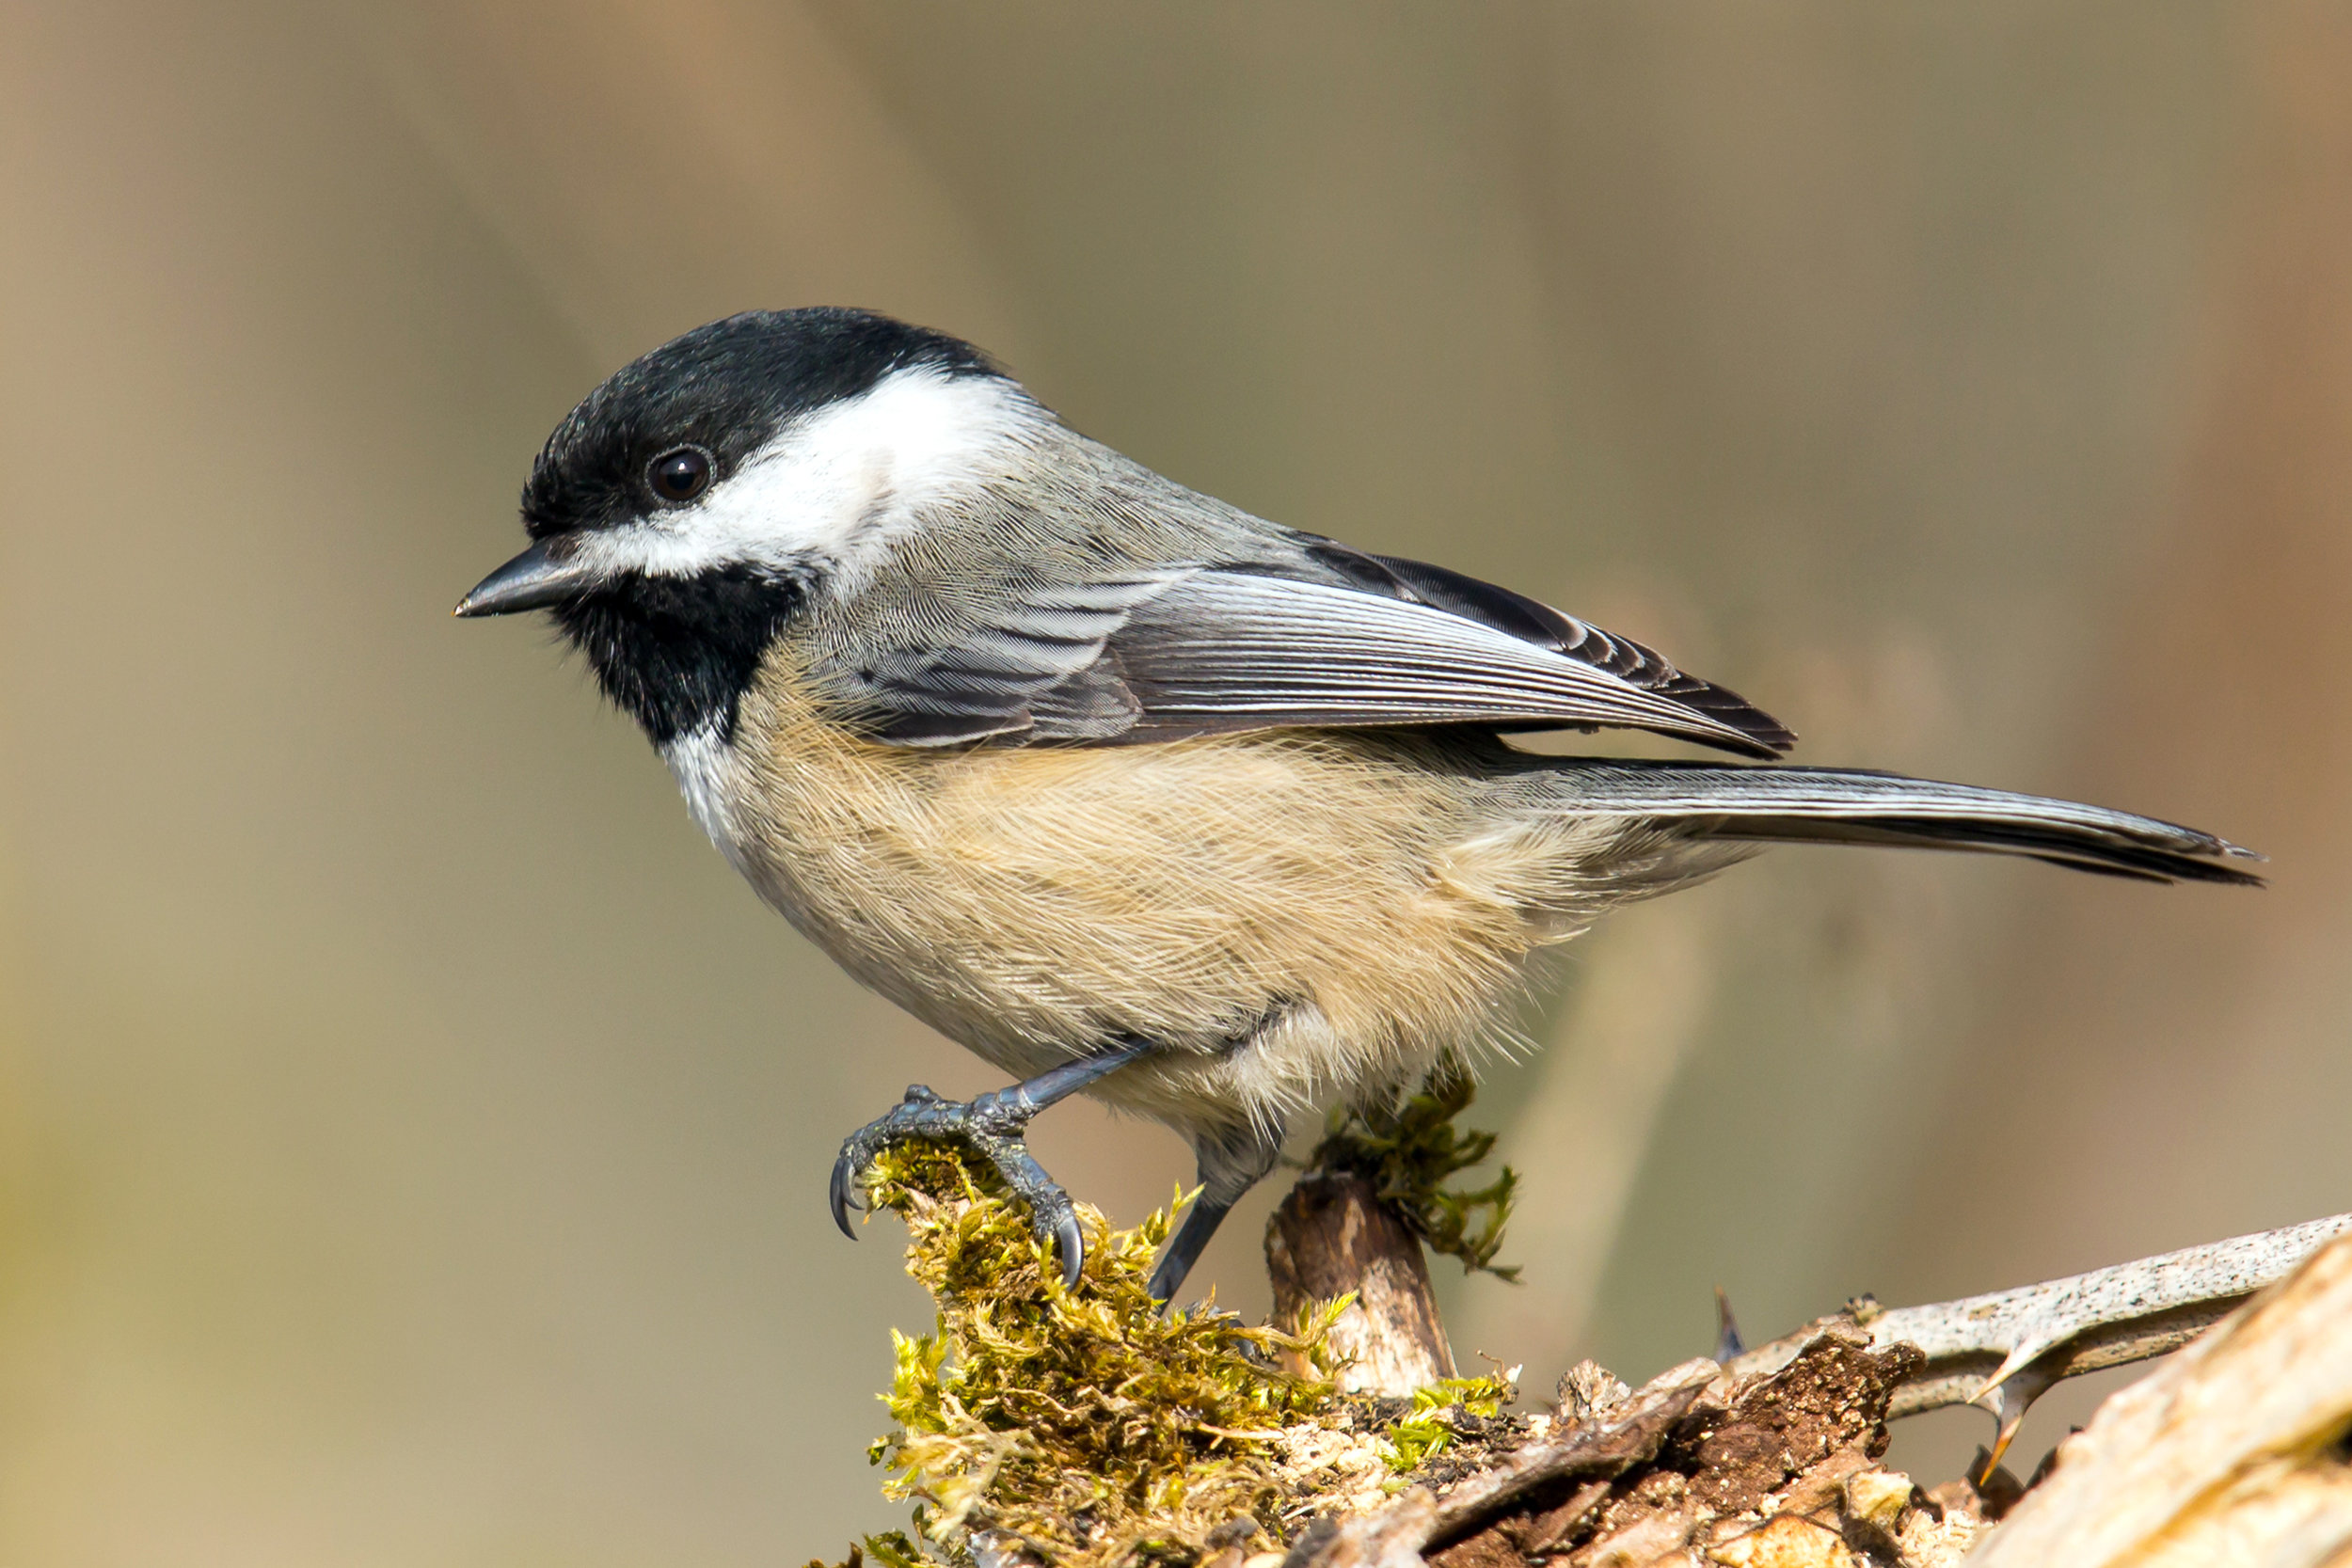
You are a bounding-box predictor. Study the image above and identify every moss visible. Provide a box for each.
[846,1144,1350,1565]
[814,1069,1523,1566]
[1381,1375,1517,1474]
[1306,1059,1522,1280]
[809,1534,929,1568]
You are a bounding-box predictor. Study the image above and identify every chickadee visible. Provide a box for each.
[458,308,2259,1301]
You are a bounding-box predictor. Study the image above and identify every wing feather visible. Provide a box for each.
[831,554,1793,757]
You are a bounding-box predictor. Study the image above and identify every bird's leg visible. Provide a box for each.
[1149,1120,1286,1306]
[829,1036,1163,1287]
[1149,1194,1239,1306]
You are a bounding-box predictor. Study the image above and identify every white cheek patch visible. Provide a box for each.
[570,367,1043,583]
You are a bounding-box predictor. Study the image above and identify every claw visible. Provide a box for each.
[1053,1208,1086,1289]
[829,1150,861,1239]
[828,1083,946,1239]
[971,1122,1086,1286]
[827,1077,1093,1287]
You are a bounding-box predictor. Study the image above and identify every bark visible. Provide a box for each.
[1267,1171,1457,1396]
[1269,1166,2352,1566]
[1966,1230,2352,1567]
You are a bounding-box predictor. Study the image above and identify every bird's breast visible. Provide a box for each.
[688,652,1614,1100]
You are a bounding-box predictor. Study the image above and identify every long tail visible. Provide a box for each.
[1545,760,2265,885]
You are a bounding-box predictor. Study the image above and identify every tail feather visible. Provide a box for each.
[1538,760,2265,887]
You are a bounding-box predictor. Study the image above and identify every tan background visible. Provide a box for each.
[3,3,2347,1560]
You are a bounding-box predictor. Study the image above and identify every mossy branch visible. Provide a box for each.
[807,1100,2352,1565]
[811,1079,1521,1564]
[847,1145,1355,1564]
[1303,1059,1521,1281]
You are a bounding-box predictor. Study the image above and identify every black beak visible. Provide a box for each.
[453,540,601,617]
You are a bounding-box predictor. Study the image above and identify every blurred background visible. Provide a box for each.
[3,1,2348,1559]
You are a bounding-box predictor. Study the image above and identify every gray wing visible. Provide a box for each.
[829,545,1795,759]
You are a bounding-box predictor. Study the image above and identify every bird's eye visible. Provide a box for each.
[646,446,713,504]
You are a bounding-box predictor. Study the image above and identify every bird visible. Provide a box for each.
[457,307,2260,1304]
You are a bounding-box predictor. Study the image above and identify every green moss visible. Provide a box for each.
[848,1144,1350,1565]
[815,1069,1524,1565]
[809,1533,930,1568]
[1306,1060,1521,1281]
[1381,1376,1515,1474]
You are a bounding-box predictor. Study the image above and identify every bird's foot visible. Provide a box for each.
[829,1082,1087,1286]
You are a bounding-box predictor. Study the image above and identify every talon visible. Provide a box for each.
[825,1073,1102,1287]
[829,1150,862,1239]
[1053,1208,1086,1288]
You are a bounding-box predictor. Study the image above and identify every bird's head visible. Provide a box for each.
[456,308,1032,743]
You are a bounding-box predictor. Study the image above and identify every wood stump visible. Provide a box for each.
[1266,1171,1456,1395]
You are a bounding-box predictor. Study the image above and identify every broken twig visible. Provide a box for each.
[1969,1228,2352,1566]
[1729,1212,2352,1468]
